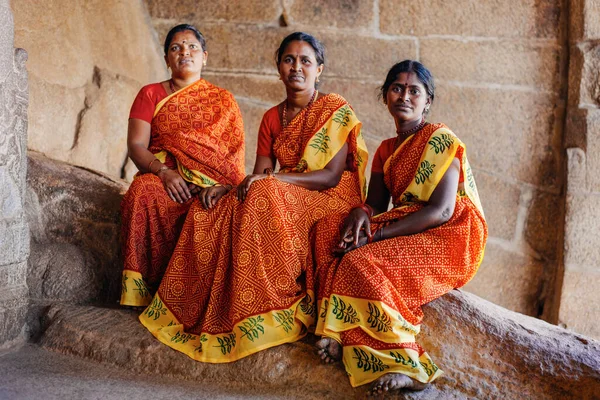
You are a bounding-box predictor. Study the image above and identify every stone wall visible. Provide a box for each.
[11,0,166,181]
[0,0,29,347]
[145,0,568,319]
[559,0,600,339]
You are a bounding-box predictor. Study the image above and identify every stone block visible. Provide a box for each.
[564,190,600,267]
[67,68,140,178]
[12,1,93,88]
[567,44,586,108]
[284,0,374,30]
[145,0,282,24]
[25,73,84,159]
[0,219,28,266]
[558,269,600,339]
[28,243,102,302]
[420,39,561,91]
[583,111,600,192]
[379,0,562,38]
[318,31,416,80]
[81,0,165,84]
[433,83,561,189]
[579,43,600,107]
[319,78,395,142]
[0,261,26,289]
[463,243,544,316]
[525,190,562,262]
[0,295,27,345]
[205,72,285,106]
[571,0,600,41]
[0,1,13,84]
[473,172,520,241]
[26,152,127,303]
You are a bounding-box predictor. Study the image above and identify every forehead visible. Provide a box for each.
[283,40,316,57]
[170,30,200,44]
[391,72,425,88]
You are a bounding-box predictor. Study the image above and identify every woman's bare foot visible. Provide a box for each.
[368,373,428,396]
[315,337,342,364]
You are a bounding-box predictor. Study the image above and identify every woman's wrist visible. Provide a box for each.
[155,166,169,177]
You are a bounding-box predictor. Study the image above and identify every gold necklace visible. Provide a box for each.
[282,90,318,128]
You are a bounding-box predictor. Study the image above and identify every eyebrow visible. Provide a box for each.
[391,83,422,88]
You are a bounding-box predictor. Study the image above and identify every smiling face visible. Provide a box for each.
[278,40,324,91]
[165,30,207,79]
[385,72,431,124]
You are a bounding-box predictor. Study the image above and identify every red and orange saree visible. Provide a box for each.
[139,93,368,362]
[120,79,245,306]
[313,123,487,387]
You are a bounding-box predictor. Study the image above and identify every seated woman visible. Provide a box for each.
[312,60,487,394]
[139,32,368,362]
[120,24,245,306]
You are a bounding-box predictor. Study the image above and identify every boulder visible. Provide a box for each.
[25,152,127,337]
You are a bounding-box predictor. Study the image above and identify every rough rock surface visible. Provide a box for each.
[25,152,128,337]
[39,291,600,399]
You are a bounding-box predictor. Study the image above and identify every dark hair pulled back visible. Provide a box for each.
[274,32,325,66]
[380,60,435,105]
[164,24,206,55]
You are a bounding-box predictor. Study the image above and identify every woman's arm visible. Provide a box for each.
[376,157,460,240]
[336,158,460,254]
[238,143,348,201]
[127,118,192,203]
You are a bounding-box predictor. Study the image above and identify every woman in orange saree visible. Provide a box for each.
[120,24,245,306]
[313,60,487,395]
[139,32,368,362]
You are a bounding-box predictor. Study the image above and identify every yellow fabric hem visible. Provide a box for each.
[343,345,443,387]
[317,294,420,344]
[140,293,311,363]
[120,270,152,307]
[151,150,219,188]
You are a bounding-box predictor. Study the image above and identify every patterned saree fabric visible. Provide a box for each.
[120,79,245,306]
[313,123,488,387]
[139,93,368,362]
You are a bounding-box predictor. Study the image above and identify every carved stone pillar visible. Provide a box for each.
[0,0,29,347]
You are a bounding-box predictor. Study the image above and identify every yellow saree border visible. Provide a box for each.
[384,126,484,216]
[149,80,220,189]
[139,292,316,363]
[315,294,420,344]
[343,344,443,387]
[121,270,152,307]
[299,103,368,201]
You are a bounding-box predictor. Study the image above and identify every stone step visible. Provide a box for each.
[37,290,600,399]
[38,304,372,399]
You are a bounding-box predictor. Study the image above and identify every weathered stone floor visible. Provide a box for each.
[0,344,293,399]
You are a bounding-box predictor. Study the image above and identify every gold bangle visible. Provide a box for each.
[148,158,160,173]
[155,166,169,176]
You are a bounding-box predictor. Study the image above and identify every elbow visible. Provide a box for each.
[320,170,343,190]
[436,204,454,226]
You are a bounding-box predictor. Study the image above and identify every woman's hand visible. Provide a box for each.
[199,185,229,209]
[334,208,371,255]
[158,169,192,203]
[237,174,269,202]
[188,183,202,195]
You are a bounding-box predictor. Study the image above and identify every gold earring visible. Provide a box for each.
[316,76,320,83]
[203,61,207,66]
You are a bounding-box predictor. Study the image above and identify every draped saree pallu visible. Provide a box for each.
[120,79,245,306]
[139,94,369,362]
[313,123,488,387]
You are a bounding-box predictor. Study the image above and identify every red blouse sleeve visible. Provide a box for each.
[129,83,168,123]
[371,138,395,173]
[256,106,281,159]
